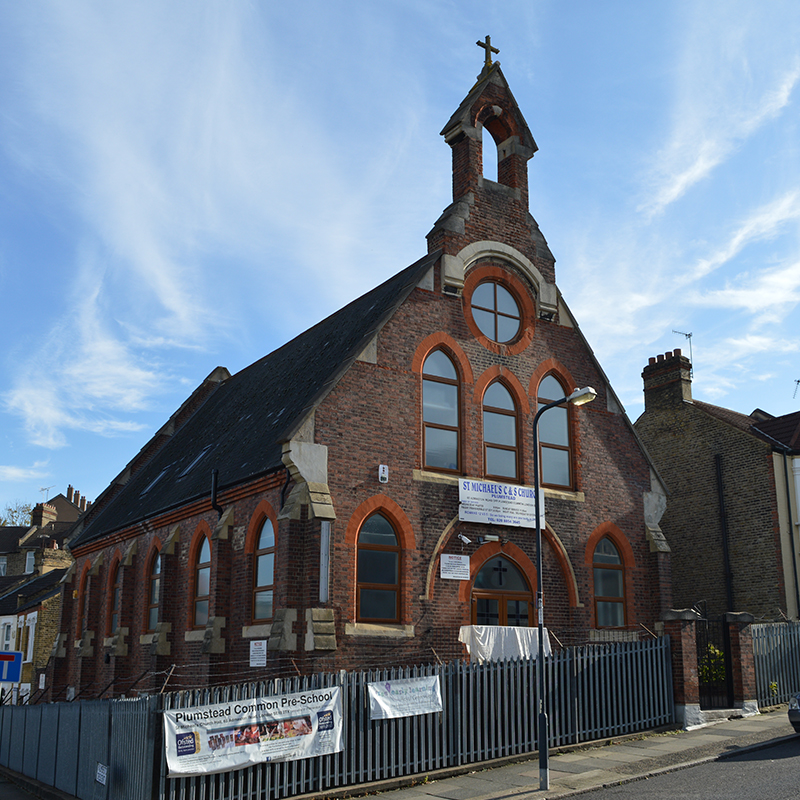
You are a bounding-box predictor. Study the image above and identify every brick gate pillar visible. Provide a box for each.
[662,608,700,728]
[725,611,758,715]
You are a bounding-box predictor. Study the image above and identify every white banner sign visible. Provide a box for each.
[164,687,343,776]
[458,479,542,528]
[368,676,443,720]
[440,554,471,580]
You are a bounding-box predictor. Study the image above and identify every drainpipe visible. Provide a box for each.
[783,451,800,618]
[210,469,224,519]
[715,454,735,613]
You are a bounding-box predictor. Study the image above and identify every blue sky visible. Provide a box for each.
[1,1,799,511]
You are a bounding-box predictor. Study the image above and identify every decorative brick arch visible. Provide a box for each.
[457,541,537,602]
[245,499,279,554]
[528,358,577,398]
[462,264,536,356]
[473,365,531,415]
[412,332,474,384]
[344,496,417,624]
[585,522,637,628]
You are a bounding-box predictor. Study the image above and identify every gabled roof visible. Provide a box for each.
[753,410,800,453]
[695,401,800,454]
[71,251,440,549]
[0,528,26,554]
[0,569,66,616]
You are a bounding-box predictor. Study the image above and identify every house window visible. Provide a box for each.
[0,557,6,577]
[357,513,400,623]
[483,381,518,480]
[146,553,161,632]
[471,556,532,626]
[2,622,13,650]
[593,538,625,628]
[470,281,521,343]
[253,518,275,622]
[24,615,36,662]
[193,537,212,628]
[107,563,121,635]
[537,374,572,488]
[25,551,35,574]
[422,350,460,471]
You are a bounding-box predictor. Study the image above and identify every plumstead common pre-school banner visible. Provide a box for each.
[163,687,343,776]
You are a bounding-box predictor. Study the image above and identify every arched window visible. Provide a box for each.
[193,536,212,628]
[146,552,162,632]
[107,562,121,636]
[470,281,521,343]
[76,568,90,639]
[357,513,400,623]
[422,350,460,472]
[471,556,532,626]
[593,538,625,628]
[537,374,572,488]
[253,518,275,623]
[483,381,518,480]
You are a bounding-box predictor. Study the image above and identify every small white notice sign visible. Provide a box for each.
[440,554,470,580]
[96,763,108,785]
[249,640,267,667]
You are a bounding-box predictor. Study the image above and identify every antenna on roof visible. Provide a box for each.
[39,485,54,501]
[793,380,800,400]
[672,330,693,377]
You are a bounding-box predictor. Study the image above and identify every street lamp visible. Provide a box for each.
[532,385,596,790]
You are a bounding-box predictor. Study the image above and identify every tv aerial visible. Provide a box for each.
[793,380,800,400]
[672,330,693,376]
[39,485,55,501]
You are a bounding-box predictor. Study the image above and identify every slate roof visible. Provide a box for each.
[71,252,440,549]
[0,528,26,554]
[0,569,66,616]
[695,401,800,453]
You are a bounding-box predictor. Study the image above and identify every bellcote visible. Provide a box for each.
[427,44,555,290]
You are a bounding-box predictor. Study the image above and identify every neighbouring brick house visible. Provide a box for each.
[0,486,83,701]
[635,349,800,621]
[50,55,673,701]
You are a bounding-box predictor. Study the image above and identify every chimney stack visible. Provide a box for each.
[30,502,57,528]
[67,485,74,503]
[642,349,693,411]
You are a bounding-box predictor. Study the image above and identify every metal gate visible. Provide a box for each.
[696,618,733,709]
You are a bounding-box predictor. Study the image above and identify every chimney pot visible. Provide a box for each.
[648,357,656,366]
[67,485,74,503]
[674,348,681,357]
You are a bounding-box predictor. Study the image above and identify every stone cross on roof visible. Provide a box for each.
[477,35,499,68]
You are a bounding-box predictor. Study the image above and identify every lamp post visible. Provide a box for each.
[532,385,596,790]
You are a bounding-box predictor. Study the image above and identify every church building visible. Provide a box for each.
[51,44,672,699]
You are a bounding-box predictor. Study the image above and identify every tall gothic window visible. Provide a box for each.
[107,562,121,635]
[146,552,162,633]
[538,374,572,488]
[422,350,460,472]
[483,381,518,480]
[471,556,532,627]
[593,538,625,628]
[357,513,400,623]
[253,518,275,623]
[193,536,212,628]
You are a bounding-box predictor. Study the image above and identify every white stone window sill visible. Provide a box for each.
[543,487,585,502]
[242,623,272,639]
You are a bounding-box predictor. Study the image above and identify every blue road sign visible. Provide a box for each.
[0,651,23,683]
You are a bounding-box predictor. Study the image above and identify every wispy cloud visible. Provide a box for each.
[638,4,800,219]
[0,462,49,483]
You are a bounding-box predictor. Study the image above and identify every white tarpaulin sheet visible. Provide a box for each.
[458,625,552,663]
[163,687,343,776]
[368,676,443,720]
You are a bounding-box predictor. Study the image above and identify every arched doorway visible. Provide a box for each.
[471,555,533,626]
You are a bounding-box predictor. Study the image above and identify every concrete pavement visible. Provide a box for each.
[343,706,797,800]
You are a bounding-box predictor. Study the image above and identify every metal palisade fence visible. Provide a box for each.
[0,636,673,800]
[752,621,800,706]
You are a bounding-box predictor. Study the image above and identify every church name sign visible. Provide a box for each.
[458,479,542,528]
